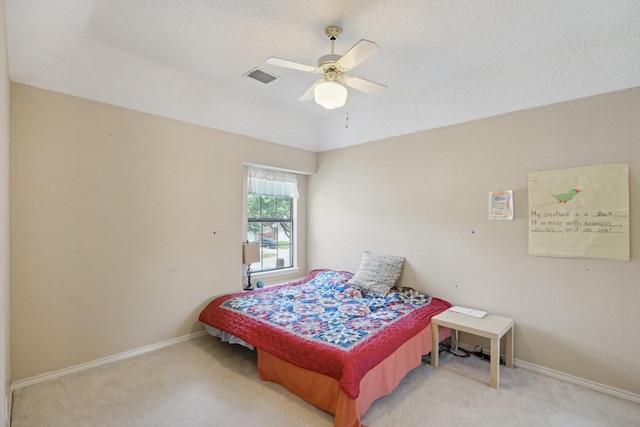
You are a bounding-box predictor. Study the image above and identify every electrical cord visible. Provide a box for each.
[440,336,470,358]
[473,344,506,365]
[423,339,510,364]
[423,337,468,364]
[423,341,506,365]
[473,344,490,361]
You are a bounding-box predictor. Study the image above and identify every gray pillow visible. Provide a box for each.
[348,251,405,296]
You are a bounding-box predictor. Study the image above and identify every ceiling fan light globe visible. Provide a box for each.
[314,81,347,109]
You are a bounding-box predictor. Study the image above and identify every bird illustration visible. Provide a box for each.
[552,188,581,203]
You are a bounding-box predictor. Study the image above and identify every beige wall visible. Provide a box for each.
[308,87,640,395]
[7,74,639,399]
[9,83,315,380]
[1,0,10,423]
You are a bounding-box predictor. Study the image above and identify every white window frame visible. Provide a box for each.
[243,166,301,282]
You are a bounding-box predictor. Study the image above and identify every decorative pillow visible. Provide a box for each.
[347,251,405,296]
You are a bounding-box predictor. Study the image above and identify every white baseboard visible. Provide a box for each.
[514,359,640,404]
[11,330,208,391]
[456,343,640,404]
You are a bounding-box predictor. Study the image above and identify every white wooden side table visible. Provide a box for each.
[431,310,514,389]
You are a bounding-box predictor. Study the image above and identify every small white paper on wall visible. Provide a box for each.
[489,190,513,220]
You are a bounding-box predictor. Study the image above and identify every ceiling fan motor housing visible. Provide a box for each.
[317,54,344,83]
[318,54,342,69]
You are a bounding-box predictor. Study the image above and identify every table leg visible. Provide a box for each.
[431,322,439,367]
[505,326,514,368]
[490,337,499,389]
[451,328,458,351]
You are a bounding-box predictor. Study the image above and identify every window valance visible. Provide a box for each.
[248,167,299,198]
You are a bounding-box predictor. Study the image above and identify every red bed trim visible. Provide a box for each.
[257,324,451,427]
[199,269,450,399]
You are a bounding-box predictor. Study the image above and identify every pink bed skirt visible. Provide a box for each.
[257,324,450,427]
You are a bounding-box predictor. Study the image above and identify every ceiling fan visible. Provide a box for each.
[266,26,387,110]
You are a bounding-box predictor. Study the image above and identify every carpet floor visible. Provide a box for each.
[11,336,640,426]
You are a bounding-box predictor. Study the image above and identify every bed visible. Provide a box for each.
[199,268,451,427]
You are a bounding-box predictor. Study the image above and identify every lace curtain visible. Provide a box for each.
[247,167,299,198]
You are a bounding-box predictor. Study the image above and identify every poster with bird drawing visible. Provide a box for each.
[528,163,629,261]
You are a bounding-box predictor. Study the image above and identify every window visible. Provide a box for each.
[246,167,298,273]
[247,194,293,272]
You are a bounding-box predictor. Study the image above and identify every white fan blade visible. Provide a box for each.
[266,57,317,73]
[345,75,388,96]
[335,40,380,71]
[298,82,318,101]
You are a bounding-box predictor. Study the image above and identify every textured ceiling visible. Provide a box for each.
[5,1,640,152]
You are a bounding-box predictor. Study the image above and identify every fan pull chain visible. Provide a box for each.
[344,96,350,128]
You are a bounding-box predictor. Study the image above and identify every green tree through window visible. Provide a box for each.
[247,194,293,272]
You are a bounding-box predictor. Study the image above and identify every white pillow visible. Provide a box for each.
[348,251,405,296]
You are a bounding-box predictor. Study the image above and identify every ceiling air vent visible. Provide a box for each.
[245,68,278,84]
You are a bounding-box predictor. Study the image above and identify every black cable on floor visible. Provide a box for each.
[440,337,470,358]
[422,337,470,364]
